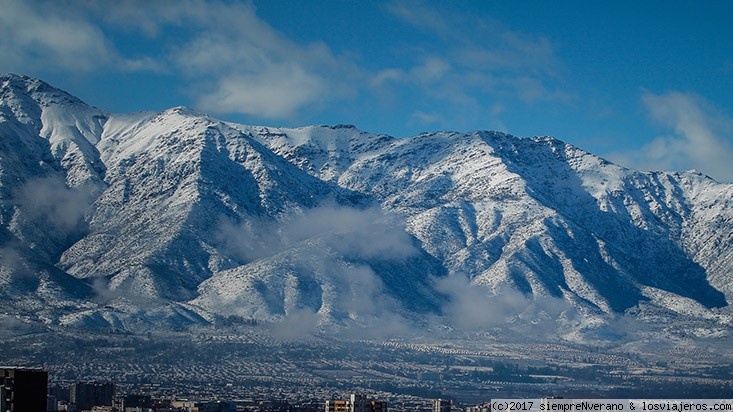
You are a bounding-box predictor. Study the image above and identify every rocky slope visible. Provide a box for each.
[1,73,731,338]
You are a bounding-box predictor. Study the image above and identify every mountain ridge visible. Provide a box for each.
[0,73,731,340]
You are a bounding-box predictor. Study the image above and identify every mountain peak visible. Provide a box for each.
[1,73,90,110]
[0,72,38,88]
[0,75,731,340]
[161,105,206,118]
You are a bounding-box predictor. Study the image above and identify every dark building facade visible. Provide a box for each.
[115,394,152,409]
[0,367,48,412]
[70,381,115,410]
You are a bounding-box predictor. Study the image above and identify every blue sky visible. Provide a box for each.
[2,0,732,181]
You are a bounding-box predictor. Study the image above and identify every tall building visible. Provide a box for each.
[432,399,451,412]
[325,399,349,412]
[350,394,369,412]
[0,367,48,412]
[326,395,387,412]
[369,401,388,412]
[47,394,58,412]
[70,381,115,410]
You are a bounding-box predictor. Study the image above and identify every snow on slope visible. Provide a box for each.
[0,74,105,323]
[239,123,396,183]
[0,74,107,190]
[253,128,732,318]
[60,106,368,302]
[192,205,447,324]
[1,73,732,336]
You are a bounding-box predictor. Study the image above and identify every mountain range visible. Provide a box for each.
[1,73,731,341]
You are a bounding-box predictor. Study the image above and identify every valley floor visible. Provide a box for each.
[3,325,733,403]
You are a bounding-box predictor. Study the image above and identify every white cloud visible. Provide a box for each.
[385,1,450,34]
[433,274,572,334]
[1,0,359,119]
[0,0,157,72]
[410,57,452,84]
[0,0,110,71]
[14,176,95,233]
[372,68,405,87]
[610,91,733,182]
[85,0,206,37]
[197,69,326,119]
[434,275,524,330]
[0,246,33,281]
[359,0,574,134]
[2,0,573,126]
[409,111,443,126]
[217,204,418,263]
[141,0,359,118]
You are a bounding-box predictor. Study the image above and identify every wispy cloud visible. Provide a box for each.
[433,275,573,335]
[13,176,95,233]
[609,91,733,182]
[158,1,359,118]
[0,246,34,282]
[368,0,572,133]
[1,0,360,119]
[380,1,567,105]
[0,0,158,72]
[385,1,451,35]
[8,176,97,261]
[217,204,418,263]
[409,110,444,127]
[2,0,571,128]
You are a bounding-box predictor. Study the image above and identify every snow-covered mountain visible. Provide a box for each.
[1,73,731,338]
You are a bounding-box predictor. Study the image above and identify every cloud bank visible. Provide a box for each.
[434,274,575,338]
[214,204,424,338]
[13,176,94,233]
[217,204,419,263]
